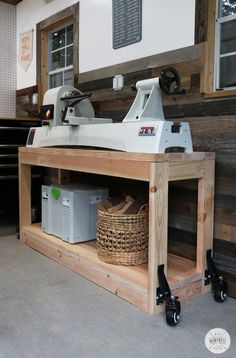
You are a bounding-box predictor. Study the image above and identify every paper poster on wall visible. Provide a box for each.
[18,29,33,72]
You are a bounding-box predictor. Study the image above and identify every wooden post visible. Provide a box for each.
[148,162,169,314]
[200,0,216,93]
[197,159,215,291]
[19,161,31,239]
[58,169,70,184]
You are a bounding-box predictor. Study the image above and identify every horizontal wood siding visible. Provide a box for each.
[1,0,22,5]
[16,85,39,119]
[78,45,236,298]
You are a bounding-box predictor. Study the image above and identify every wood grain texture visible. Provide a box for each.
[18,162,31,234]
[197,160,215,278]
[19,149,213,313]
[19,147,214,164]
[169,160,206,181]
[79,45,201,83]
[148,163,168,314]
[1,0,21,5]
[16,91,39,119]
[16,86,38,97]
[200,0,216,93]
[172,280,202,302]
[195,0,208,44]
[19,148,151,181]
[21,224,204,313]
[21,225,149,312]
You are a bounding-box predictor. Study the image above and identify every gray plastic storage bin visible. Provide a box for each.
[61,185,108,243]
[41,184,108,243]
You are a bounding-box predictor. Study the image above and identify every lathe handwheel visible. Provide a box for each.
[159,66,181,95]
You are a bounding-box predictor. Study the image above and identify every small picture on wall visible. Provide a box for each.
[18,29,33,72]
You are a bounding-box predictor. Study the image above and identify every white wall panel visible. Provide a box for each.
[17,0,195,89]
[79,0,195,73]
[16,0,78,90]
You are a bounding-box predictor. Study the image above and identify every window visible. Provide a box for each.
[48,23,74,88]
[37,4,79,104]
[215,0,236,89]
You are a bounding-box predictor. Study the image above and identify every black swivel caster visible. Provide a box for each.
[156,265,181,327]
[213,277,228,303]
[205,249,228,303]
[165,296,181,326]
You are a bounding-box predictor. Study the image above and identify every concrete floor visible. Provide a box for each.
[0,222,235,358]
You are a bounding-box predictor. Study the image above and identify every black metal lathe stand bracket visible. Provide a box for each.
[156,264,181,326]
[205,249,228,303]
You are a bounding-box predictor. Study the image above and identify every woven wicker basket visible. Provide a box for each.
[96,208,148,265]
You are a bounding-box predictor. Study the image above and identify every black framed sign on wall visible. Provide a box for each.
[112,0,142,49]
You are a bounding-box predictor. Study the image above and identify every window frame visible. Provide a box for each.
[201,0,236,97]
[36,4,79,105]
[215,1,236,90]
[48,22,74,88]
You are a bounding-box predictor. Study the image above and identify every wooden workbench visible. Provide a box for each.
[19,148,215,314]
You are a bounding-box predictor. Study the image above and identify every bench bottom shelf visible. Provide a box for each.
[21,224,204,314]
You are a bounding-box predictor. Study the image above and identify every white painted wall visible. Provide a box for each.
[79,0,195,72]
[16,0,78,89]
[17,0,195,89]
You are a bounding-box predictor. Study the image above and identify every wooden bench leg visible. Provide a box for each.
[19,162,31,239]
[148,162,169,314]
[197,159,215,292]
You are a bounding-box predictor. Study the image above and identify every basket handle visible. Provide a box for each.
[138,203,149,214]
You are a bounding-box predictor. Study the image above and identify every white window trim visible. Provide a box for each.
[48,23,74,89]
[215,0,236,90]
[49,65,73,76]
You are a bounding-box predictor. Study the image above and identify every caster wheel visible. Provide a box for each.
[214,287,227,302]
[165,309,180,326]
[165,296,181,326]
[213,278,227,303]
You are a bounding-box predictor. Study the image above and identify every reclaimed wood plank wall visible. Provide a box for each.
[16,86,39,118]
[79,43,236,298]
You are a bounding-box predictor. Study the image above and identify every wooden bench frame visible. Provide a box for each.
[19,147,215,314]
